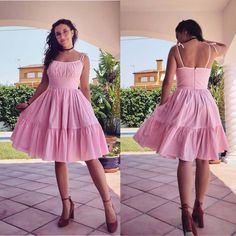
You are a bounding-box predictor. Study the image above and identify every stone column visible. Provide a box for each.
[224,63,236,157]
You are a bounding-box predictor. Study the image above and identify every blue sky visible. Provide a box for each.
[0,26,100,85]
[121,37,175,88]
[0,27,175,87]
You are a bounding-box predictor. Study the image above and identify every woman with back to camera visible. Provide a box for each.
[134,19,228,236]
[11,19,117,233]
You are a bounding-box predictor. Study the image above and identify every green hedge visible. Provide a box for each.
[120,88,162,127]
[0,85,35,130]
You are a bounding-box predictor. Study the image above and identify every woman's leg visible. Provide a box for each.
[85,159,116,223]
[177,160,193,206]
[195,159,210,203]
[177,160,197,235]
[55,162,71,219]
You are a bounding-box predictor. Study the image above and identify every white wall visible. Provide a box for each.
[223,0,236,46]
[0,1,120,57]
[121,10,223,42]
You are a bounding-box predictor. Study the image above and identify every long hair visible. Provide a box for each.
[175,19,204,41]
[43,19,78,69]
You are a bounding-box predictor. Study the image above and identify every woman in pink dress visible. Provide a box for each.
[11,19,117,233]
[134,19,228,235]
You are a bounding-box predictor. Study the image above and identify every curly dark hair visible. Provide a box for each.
[175,19,204,41]
[43,19,78,69]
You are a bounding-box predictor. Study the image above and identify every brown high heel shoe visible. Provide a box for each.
[103,198,118,233]
[57,196,74,227]
[192,200,204,228]
[181,204,197,236]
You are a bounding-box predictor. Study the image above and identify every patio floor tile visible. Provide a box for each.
[0,199,29,220]
[149,184,179,200]
[3,207,57,232]
[0,221,27,235]
[121,214,174,235]
[120,204,142,223]
[123,192,168,213]
[73,205,105,228]
[127,178,163,191]
[33,219,94,235]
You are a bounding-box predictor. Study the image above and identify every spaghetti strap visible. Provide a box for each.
[80,53,86,62]
[176,44,185,67]
[205,44,211,68]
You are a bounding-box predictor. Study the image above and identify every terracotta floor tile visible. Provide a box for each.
[0,175,11,181]
[68,179,89,189]
[196,213,236,235]
[35,176,57,185]
[127,178,163,192]
[165,228,184,235]
[121,185,143,201]
[223,192,236,204]
[121,174,141,185]
[73,205,105,228]
[11,191,54,206]
[86,196,120,215]
[148,201,181,227]
[0,186,27,198]
[121,214,174,235]
[123,192,168,213]
[0,199,29,220]
[3,171,26,178]
[205,200,236,224]
[19,173,46,181]
[122,168,159,179]
[89,229,110,235]
[35,185,60,196]
[70,190,99,204]
[0,178,30,187]
[3,207,57,232]
[206,183,232,199]
[0,221,27,235]
[33,218,94,235]
[149,184,179,200]
[120,204,142,223]
[150,174,177,184]
[17,181,49,191]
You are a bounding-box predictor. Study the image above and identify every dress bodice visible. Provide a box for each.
[47,59,84,89]
[176,67,211,89]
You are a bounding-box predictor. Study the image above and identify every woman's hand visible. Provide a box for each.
[15,102,29,112]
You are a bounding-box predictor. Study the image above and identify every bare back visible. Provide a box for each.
[174,40,218,69]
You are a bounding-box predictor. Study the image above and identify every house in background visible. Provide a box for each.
[15,64,43,88]
[131,59,165,90]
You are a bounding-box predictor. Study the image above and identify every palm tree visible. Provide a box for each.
[94,49,120,135]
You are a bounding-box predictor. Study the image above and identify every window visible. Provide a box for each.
[149,76,155,82]
[27,72,35,79]
[38,72,43,78]
[141,77,148,82]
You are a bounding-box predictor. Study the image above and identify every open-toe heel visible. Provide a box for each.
[103,198,118,233]
[192,200,204,228]
[57,196,74,227]
[181,204,197,236]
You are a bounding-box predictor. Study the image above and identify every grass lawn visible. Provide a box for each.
[0,142,30,160]
[121,137,153,152]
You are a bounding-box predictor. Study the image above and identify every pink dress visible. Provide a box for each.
[11,54,109,162]
[134,44,228,161]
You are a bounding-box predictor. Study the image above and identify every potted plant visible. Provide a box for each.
[99,139,120,173]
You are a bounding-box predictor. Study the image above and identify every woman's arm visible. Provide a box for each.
[204,40,227,57]
[160,47,176,105]
[80,55,91,103]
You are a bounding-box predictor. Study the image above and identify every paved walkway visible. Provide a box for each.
[121,153,236,236]
[0,159,120,235]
